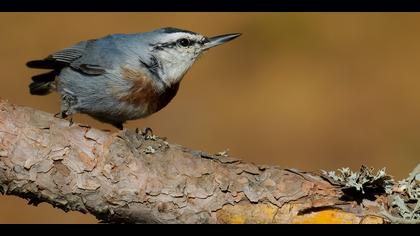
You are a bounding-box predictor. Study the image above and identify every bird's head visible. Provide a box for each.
[142,27,241,87]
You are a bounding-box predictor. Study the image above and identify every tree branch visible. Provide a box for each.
[0,99,417,223]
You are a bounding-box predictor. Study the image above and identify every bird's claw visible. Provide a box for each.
[68,117,74,127]
[142,127,154,139]
[54,112,73,127]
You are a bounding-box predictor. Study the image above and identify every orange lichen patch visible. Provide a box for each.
[216,203,278,224]
[360,216,385,224]
[229,215,246,224]
[216,203,370,224]
[292,209,360,224]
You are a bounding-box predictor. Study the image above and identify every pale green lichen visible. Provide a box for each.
[322,165,420,223]
[216,149,230,157]
[321,166,394,194]
[389,164,419,220]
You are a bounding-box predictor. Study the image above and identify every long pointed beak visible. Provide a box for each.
[203,33,241,50]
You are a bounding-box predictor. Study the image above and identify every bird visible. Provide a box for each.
[26,27,241,130]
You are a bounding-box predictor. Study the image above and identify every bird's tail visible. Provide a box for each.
[29,70,57,95]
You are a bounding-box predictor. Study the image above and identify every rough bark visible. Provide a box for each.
[0,99,417,224]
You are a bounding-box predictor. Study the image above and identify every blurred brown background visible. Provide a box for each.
[0,13,419,223]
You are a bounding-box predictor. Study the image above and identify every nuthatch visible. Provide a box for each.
[26,27,241,129]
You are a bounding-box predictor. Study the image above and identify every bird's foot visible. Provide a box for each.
[54,112,65,119]
[136,127,155,140]
[54,112,74,127]
[143,127,153,136]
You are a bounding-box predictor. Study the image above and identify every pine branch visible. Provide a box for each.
[0,99,416,224]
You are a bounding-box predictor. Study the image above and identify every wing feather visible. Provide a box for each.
[27,38,115,76]
[26,41,87,69]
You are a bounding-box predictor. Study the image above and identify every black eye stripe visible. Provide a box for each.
[151,38,197,50]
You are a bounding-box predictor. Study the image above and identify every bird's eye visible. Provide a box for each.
[178,38,191,47]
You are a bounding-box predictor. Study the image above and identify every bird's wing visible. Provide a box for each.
[49,42,86,64]
[26,41,87,69]
[26,40,109,76]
